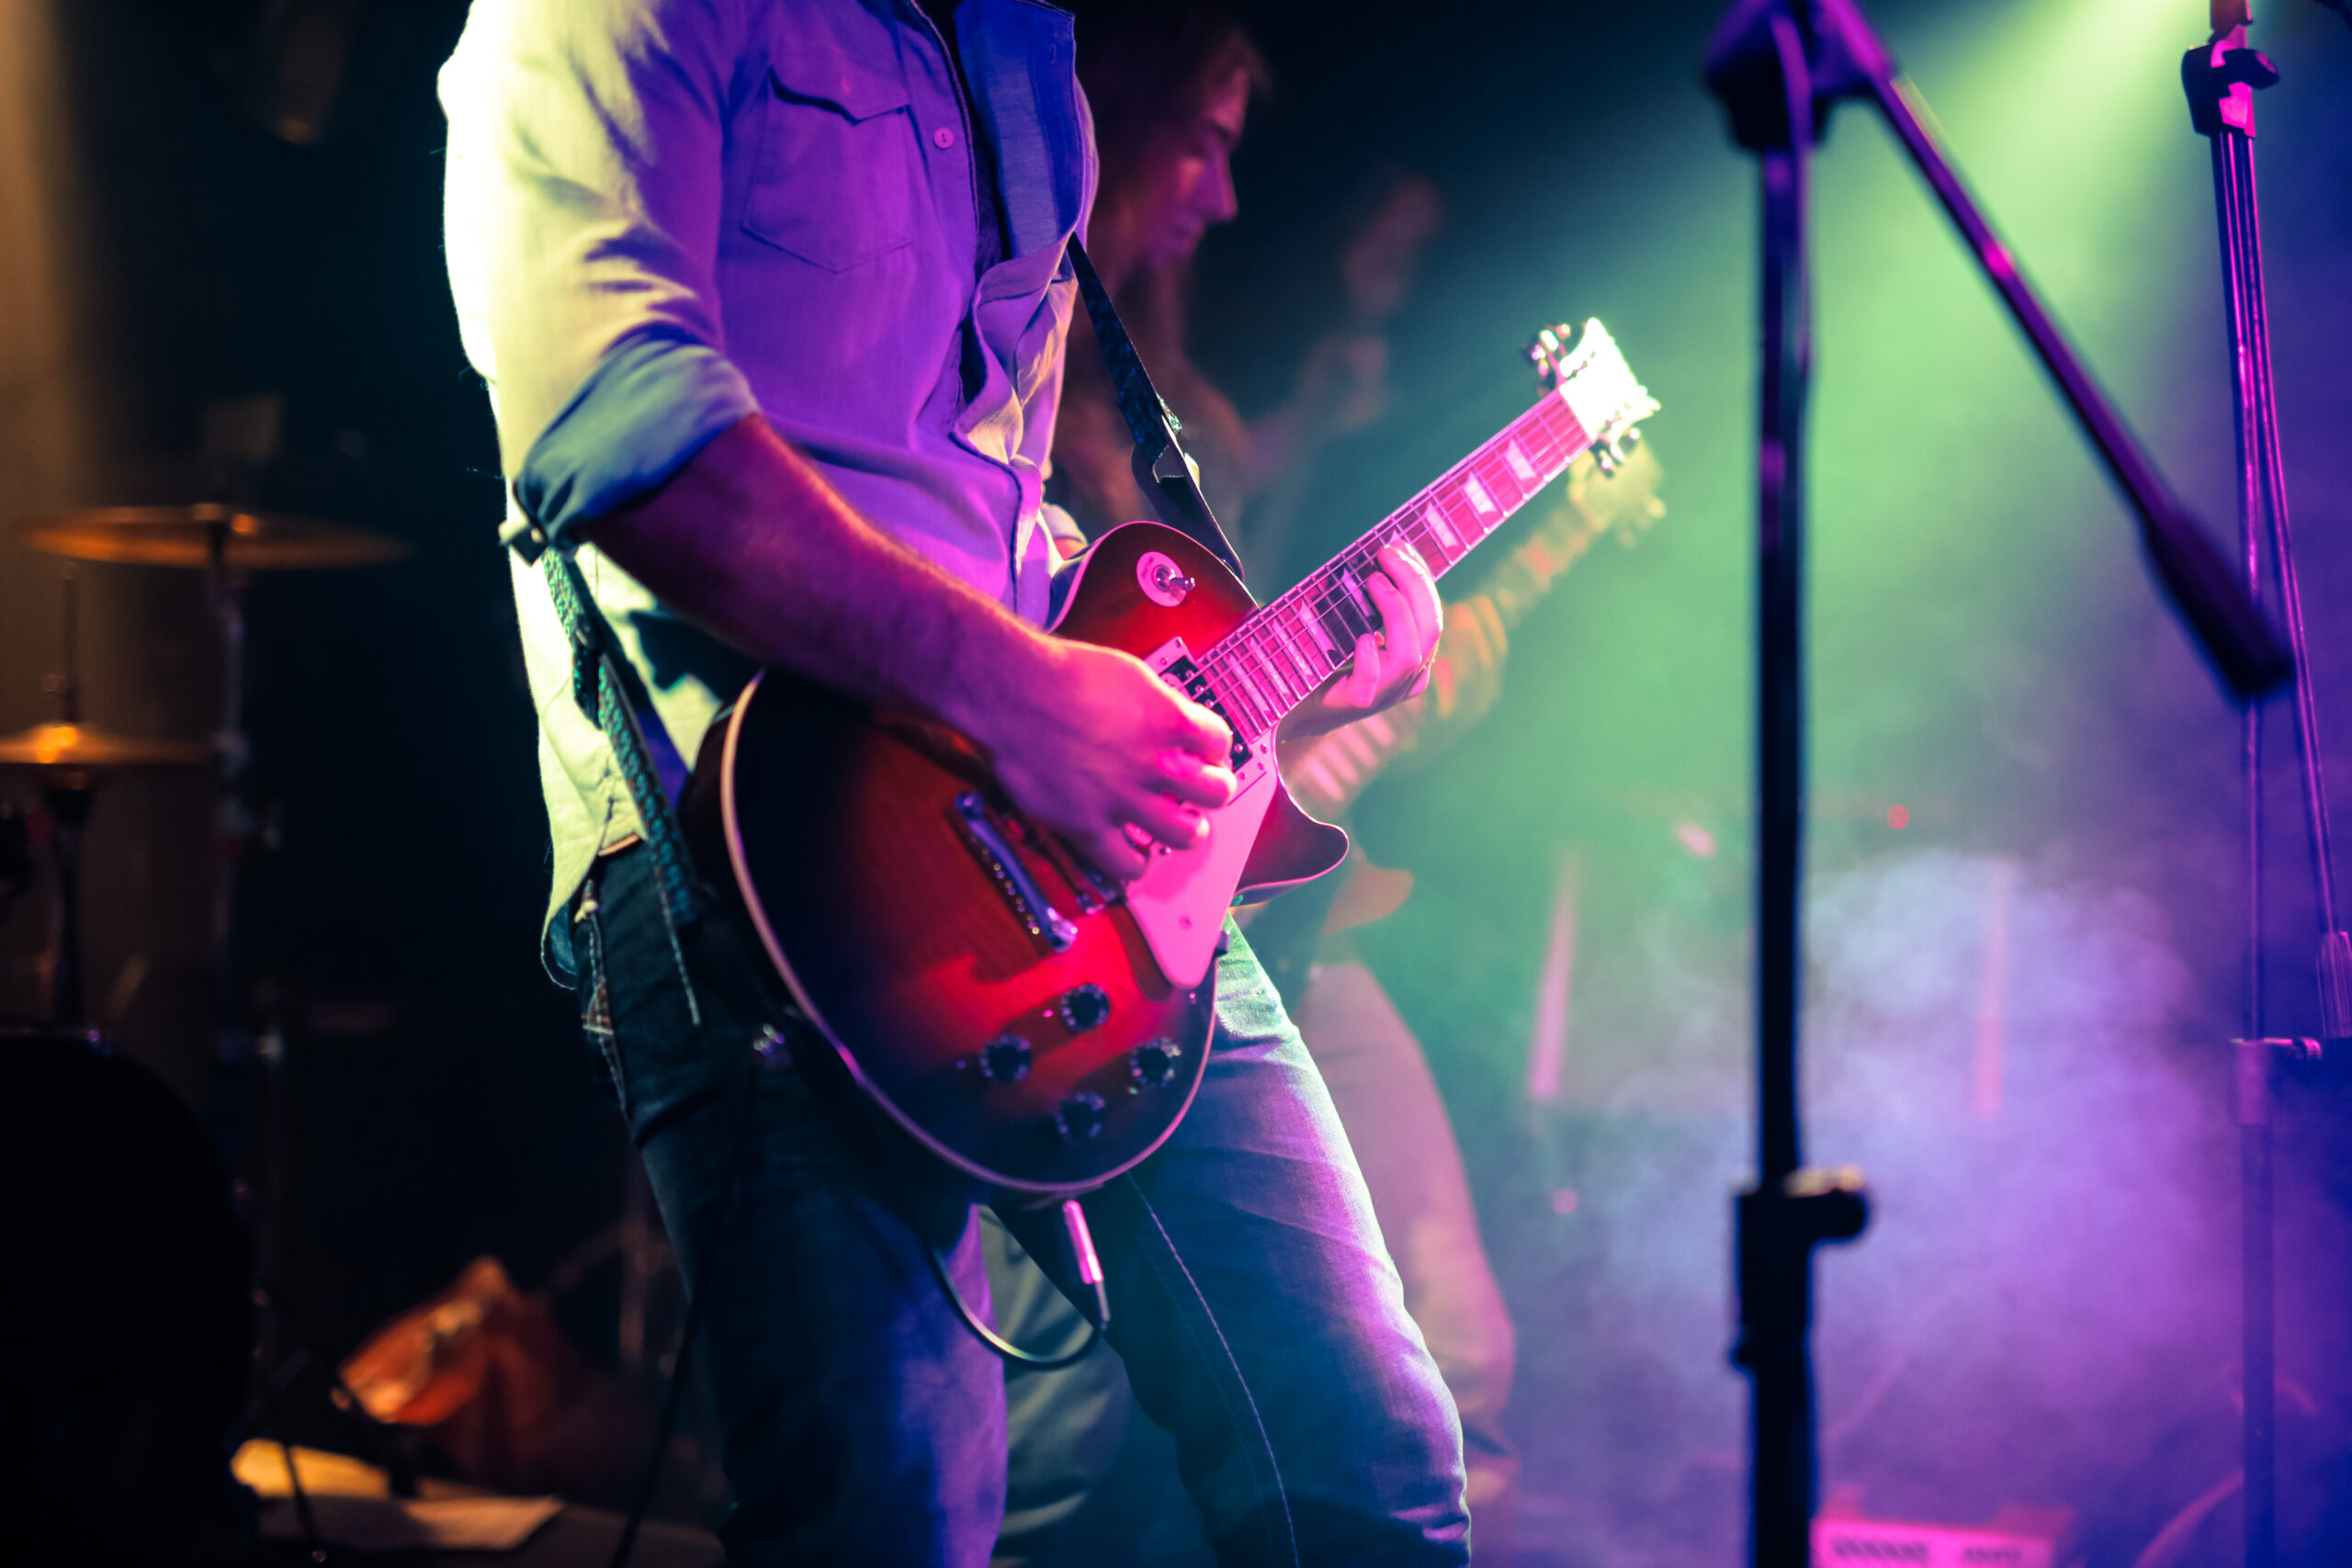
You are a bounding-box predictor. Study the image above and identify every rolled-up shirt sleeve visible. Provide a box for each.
[442,0,757,542]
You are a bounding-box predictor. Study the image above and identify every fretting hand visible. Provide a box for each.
[1285,541,1443,739]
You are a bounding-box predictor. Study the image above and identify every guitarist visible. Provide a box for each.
[438,1,1465,1564]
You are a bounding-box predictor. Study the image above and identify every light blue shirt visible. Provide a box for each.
[439,0,1096,968]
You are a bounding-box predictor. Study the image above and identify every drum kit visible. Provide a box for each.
[2,502,404,1032]
[3,501,406,1298]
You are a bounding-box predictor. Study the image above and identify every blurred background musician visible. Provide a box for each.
[990,4,1521,1562]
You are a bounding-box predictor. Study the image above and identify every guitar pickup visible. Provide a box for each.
[1146,638,1257,774]
[953,792,1078,951]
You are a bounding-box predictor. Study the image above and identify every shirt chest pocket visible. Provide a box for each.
[743,47,925,274]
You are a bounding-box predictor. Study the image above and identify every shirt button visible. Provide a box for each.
[933,127,957,150]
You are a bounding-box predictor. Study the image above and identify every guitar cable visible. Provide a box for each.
[607,1028,777,1568]
[927,1197,1111,1369]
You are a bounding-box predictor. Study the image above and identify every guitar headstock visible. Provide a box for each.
[1529,319,1659,475]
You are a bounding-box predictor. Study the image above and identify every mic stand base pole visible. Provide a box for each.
[1703,8,1873,1563]
[2237,1039,2276,1568]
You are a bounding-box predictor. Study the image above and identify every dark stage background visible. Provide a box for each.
[2,1,2349,1562]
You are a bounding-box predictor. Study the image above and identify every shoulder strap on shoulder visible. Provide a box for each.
[1064,237,1247,581]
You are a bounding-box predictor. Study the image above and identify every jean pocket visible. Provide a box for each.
[573,871,628,1120]
[742,54,921,273]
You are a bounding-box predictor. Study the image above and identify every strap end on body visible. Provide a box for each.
[499,514,550,565]
[1150,439,1203,490]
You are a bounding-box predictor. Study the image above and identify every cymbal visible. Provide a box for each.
[0,723,212,773]
[13,504,406,570]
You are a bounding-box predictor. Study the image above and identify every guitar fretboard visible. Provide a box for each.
[1195,389,1596,743]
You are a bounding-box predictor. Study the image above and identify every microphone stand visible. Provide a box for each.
[2184,12,2349,1565]
[1701,2,2292,1562]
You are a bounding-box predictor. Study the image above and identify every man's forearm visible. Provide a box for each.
[580,414,1049,746]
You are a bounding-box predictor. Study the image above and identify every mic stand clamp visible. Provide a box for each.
[1733,1168,1869,1562]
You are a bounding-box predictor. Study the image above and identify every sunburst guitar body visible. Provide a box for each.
[681,321,1657,1195]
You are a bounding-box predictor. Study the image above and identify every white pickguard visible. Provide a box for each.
[1125,765,1275,989]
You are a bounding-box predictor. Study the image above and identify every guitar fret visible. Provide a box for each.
[1437,494,1483,553]
[1234,661,1275,731]
[1301,602,1343,664]
[1315,586,1362,657]
[1522,422,1568,475]
[1274,614,1323,688]
[1325,569,1371,642]
[1481,444,1531,504]
[1237,664,1275,736]
[1254,635,1298,708]
[1259,650,1295,719]
[1532,403,1581,467]
[1420,501,1461,556]
[1203,667,1255,739]
[1398,510,1449,570]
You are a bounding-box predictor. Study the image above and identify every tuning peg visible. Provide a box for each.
[1527,326,1564,380]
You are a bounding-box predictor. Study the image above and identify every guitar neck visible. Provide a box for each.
[1198,385,1596,744]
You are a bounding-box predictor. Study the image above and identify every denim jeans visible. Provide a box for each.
[572,841,1469,1567]
[991,959,1515,1567]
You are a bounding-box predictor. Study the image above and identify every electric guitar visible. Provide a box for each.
[681,321,1658,1195]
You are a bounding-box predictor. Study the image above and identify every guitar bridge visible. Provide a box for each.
[952,793,1078,951]
[1029,825,1118,914]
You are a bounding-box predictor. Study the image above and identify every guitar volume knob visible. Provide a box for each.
[1055,1092,1107,1142]
[978,1034,1033,1083]
[1128,1039,1182,1088]
[1057,984,1112,1035]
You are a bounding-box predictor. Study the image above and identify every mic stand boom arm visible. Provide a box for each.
[1713,0,2291,702]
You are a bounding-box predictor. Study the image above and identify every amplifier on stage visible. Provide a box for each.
[1813,1486,2077,1568]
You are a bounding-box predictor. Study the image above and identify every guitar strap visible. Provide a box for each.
[499,527,707,941]
[1064,236,1249,582]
